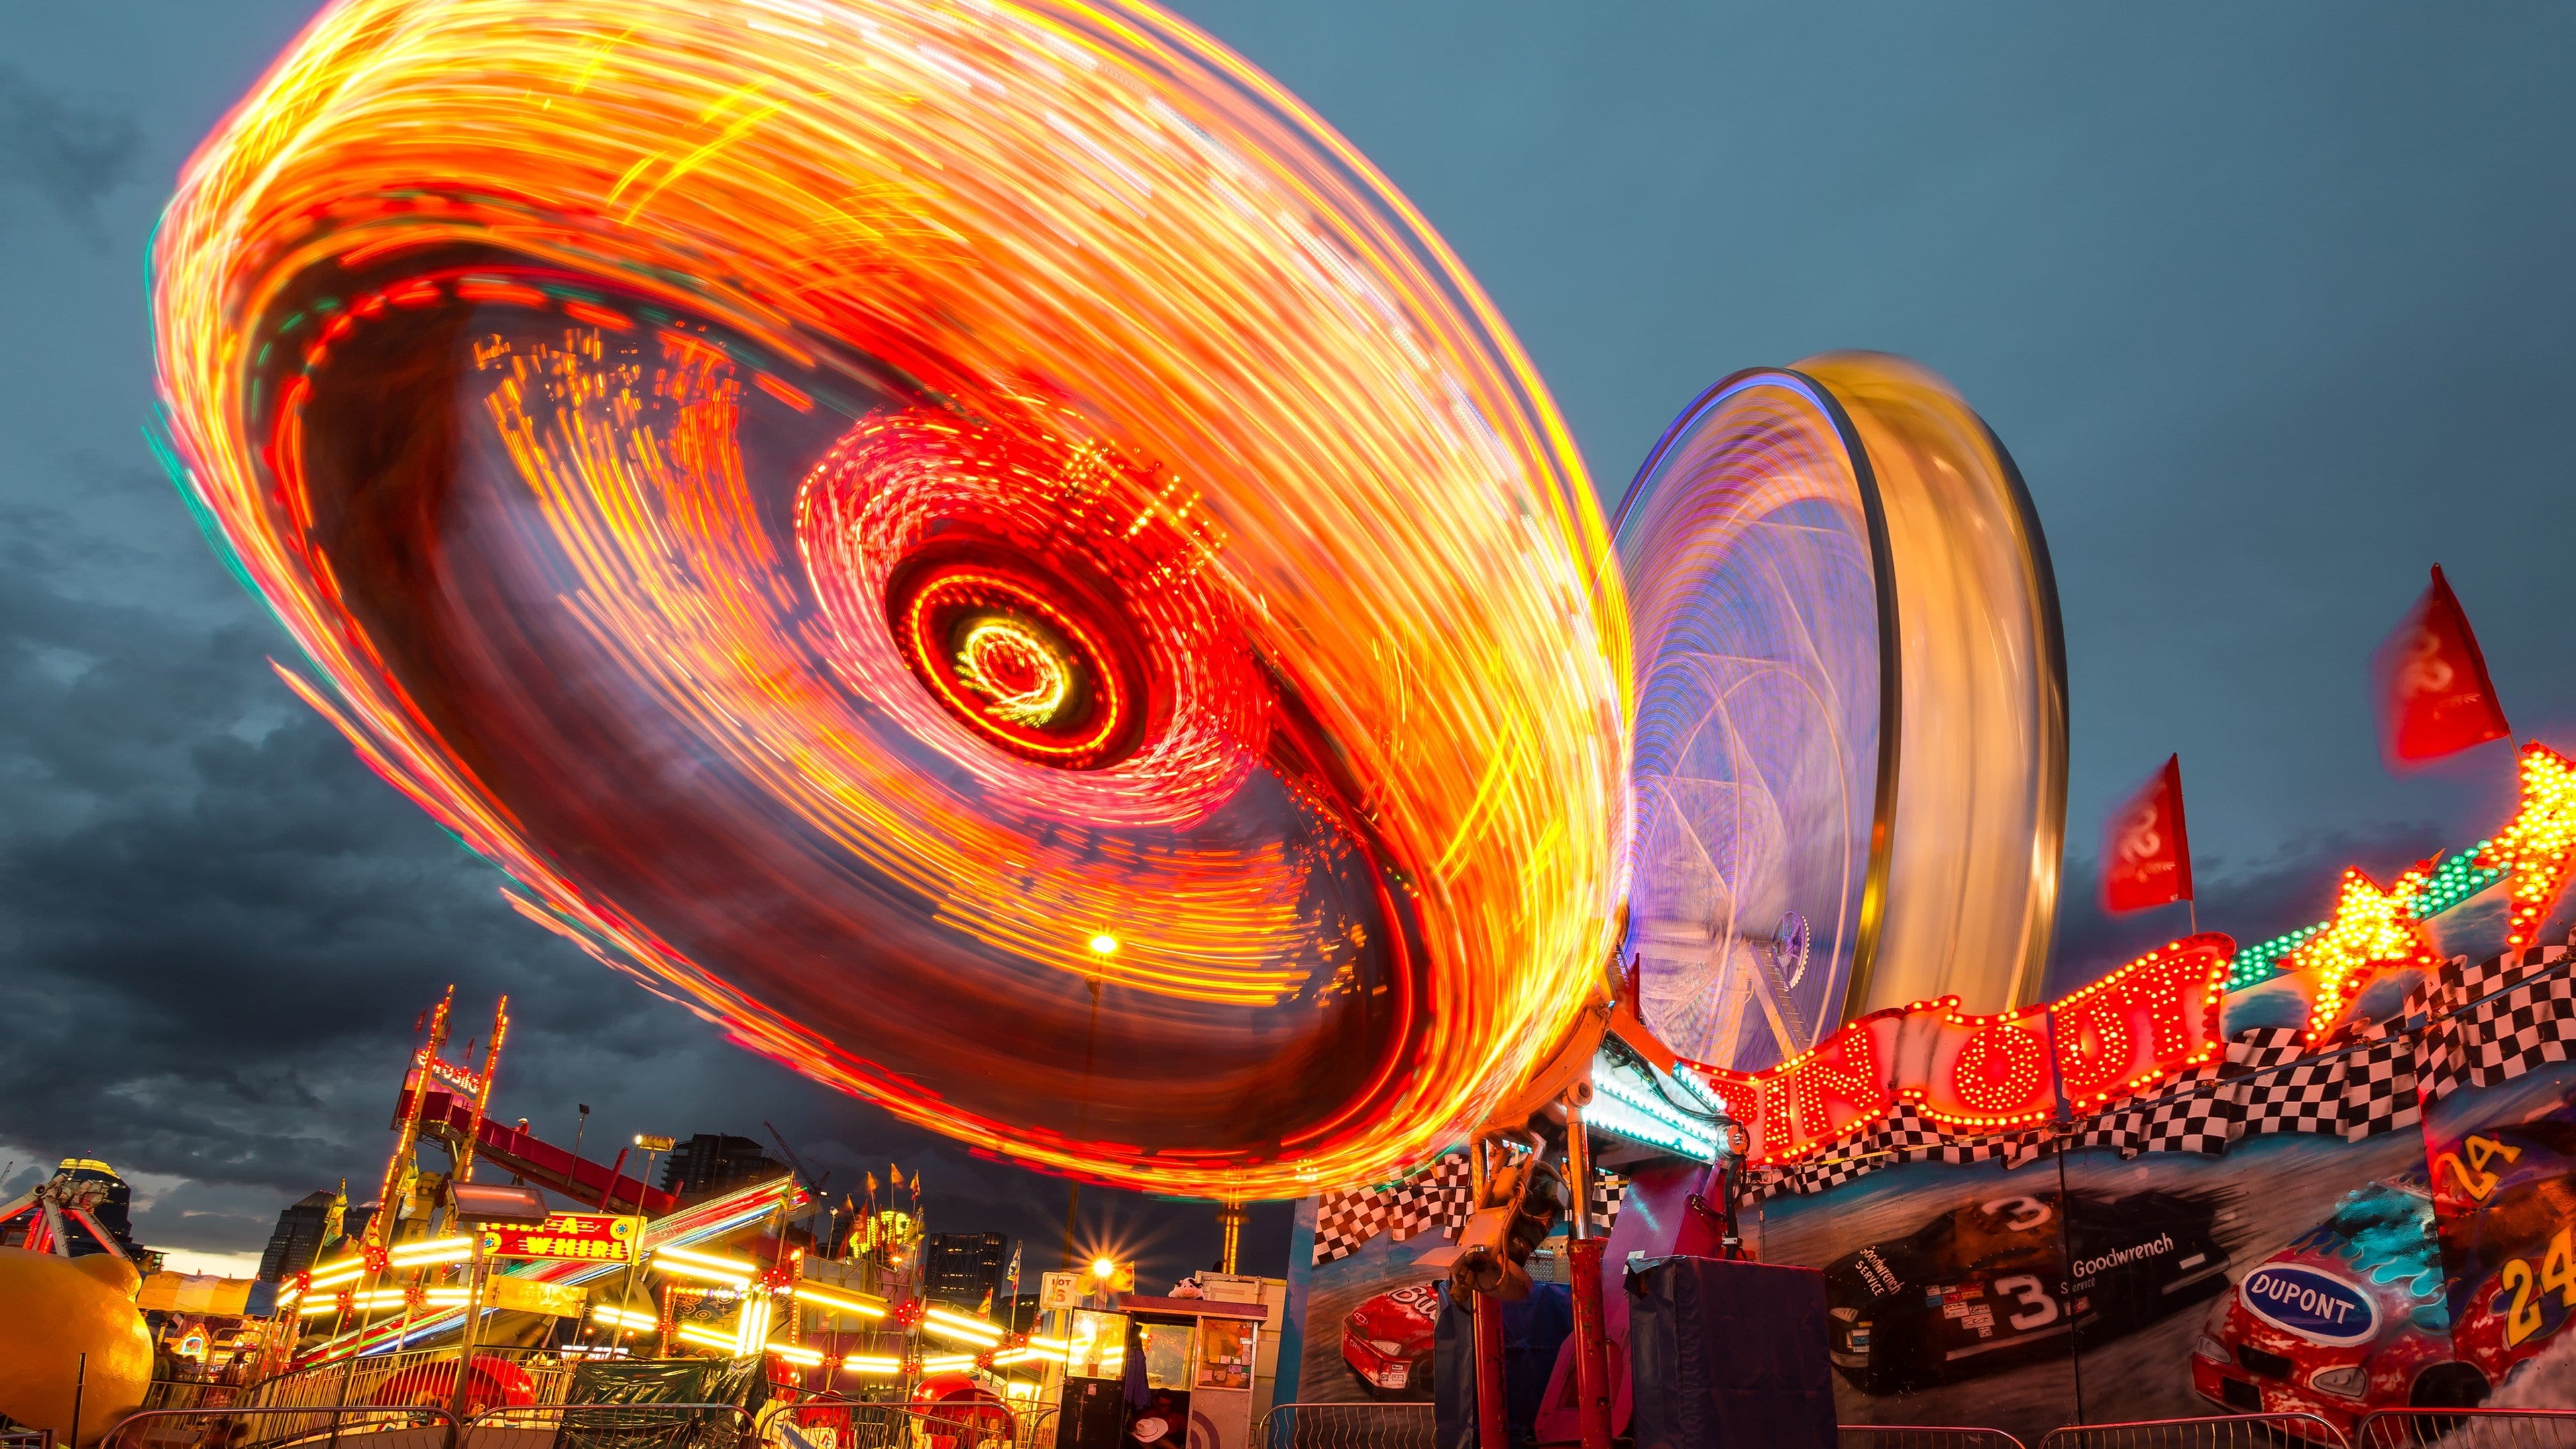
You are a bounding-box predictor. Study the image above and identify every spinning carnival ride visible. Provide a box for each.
[1616,358,2066,1072]
[156,0,1626,1201]
[154,0,2063,1195]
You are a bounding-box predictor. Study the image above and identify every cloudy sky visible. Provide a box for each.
[2,3,2569,1279]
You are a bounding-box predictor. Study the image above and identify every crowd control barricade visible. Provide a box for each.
[2039,1414,2350,1449]
[1254,1402,1435,1449]
[1841,1426,2031,1449]
[101,1404,458,1449]
[2355,1409,2576,1449]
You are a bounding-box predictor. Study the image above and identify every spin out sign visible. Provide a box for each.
[1699,934,2230,1165]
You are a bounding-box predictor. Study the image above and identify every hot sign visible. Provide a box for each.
[480,1212,642,1265]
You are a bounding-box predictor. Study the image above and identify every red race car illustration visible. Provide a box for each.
[1342,1282,1440,1399]
[2192,1180,2481,1439]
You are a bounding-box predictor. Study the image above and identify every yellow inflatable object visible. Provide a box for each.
[0,1248,154,1447]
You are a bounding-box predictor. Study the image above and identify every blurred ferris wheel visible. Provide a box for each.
[1617,354,2070,1073]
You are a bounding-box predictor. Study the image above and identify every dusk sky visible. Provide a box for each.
[2,3,2569,1280]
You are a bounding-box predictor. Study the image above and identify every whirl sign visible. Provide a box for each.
[2239,1265,2378,1346]
[1697,935,2231,1165]
[480,1212,641,1264]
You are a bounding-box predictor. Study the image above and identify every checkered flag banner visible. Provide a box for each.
[1311,1152,1628,1264]
[2343,1021,2421,1140]
[2228,1027,2308,1072]
[2427,969,2576,1102]
[1750,1018,2435,1196]
[1588,1171,1627,1231]
[1343,938,2576,1227]
[2125,1081,2243,1155]
[2445,943,2571,1012]
[2236,1055,2343,1138]
[1387,1152,1472,1243]
[1313,1187,1392,1266]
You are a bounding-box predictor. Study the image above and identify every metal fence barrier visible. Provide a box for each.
[1842,1426,2031,1449]
[467,1401,755,1449]
[2355,1410,2576,1449]
[101,1404,459,1449]
[754,1397,1056,1449]
[1,1430,56,1449]
[2039,1414,2350,1449]
[1255,1402,1436,1449]
[143,1384,245,1415]
[233,1348,572,1422]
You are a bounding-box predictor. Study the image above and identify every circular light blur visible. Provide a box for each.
[154,0,1629,1197]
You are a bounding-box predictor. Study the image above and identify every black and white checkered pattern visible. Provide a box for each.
[1589,1172,1627,1231]
[2000,1130,2053,1169]
[2127,1084,2243,1155]
[2227,1028,2309,1071]
[2341,1024,2421,1140]
[2446,971,2576,1093]
[1314,1153,1631,1263]
[2237,1056,2344,1137]
[2448,944,2571,1010]
[1427,935,2576,1217]
[1385,1152,1472,1243]
[1313,1189,1392,1265]
[1772,1137,1892,1197]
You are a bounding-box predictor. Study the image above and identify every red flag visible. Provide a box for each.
[2102,755,2194,914]
[2375,566,2509,766]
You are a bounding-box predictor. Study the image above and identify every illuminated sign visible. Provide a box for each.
[488,1275,589,1318]
[1698,934,2229,1165]
[480,1212,642,1264]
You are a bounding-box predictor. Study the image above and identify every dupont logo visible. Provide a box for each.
[2240,1265,2379,1346]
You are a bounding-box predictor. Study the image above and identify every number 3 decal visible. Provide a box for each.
[1994,1274,2060,1330]
[1981,1196,2055,1232]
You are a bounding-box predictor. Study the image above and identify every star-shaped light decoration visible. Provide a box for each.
[2478,743,2576,951]
[2291,863,2435,1040]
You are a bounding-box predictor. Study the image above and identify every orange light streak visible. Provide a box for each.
[153,0,1629,1199]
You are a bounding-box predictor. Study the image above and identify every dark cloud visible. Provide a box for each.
[0,66,142,243]
[0,472,1277,1281]
[0,0,2567,1293]
[2046,822,2447,1000]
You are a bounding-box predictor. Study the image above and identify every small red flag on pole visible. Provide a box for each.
[2103,754,2194,915]
[2375,565,2510,767]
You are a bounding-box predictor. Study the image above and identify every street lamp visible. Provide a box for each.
[618,1135,676,1353]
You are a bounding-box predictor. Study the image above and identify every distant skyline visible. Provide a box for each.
[1,2,2569,1269]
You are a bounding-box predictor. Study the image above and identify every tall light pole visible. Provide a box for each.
[1064,941,1113,1270]
[620,1135,673,1354]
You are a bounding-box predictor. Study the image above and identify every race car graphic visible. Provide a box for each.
[2191,1179,2479,1440]
[1342,1282,1439,1399]
[2428,1105,2576,1395]
[1826,1189,2231,1394]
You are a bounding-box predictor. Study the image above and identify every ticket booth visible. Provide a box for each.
[1118,1296,1267,1449]
[1057,1308,1132,1449]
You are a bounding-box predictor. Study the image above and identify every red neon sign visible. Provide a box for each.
[1697,933,2230,1165]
